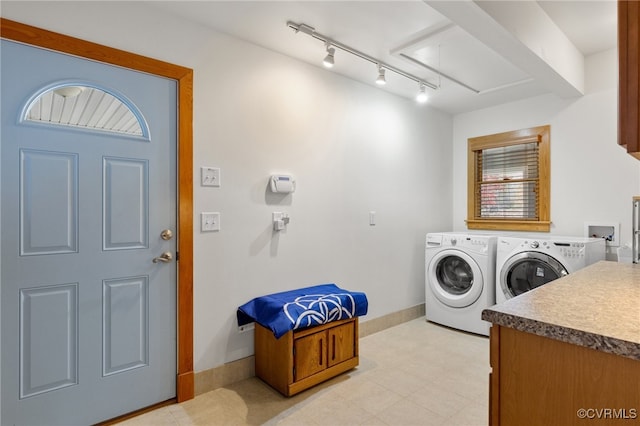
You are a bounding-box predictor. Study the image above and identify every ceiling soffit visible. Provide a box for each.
[391,20,533,96]
[426,0,585,99]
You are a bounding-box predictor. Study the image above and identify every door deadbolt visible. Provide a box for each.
[160,229,173,240]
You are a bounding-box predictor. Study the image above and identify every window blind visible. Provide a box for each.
[476,142,539,220]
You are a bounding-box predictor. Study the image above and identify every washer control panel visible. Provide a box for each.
[555,242,586,258]
[521,240,586,258]
[426,234,492,253]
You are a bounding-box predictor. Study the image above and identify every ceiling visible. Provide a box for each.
[150,1,617,115]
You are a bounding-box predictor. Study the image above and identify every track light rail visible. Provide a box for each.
[287,21,438,91]
[399,53,479,94]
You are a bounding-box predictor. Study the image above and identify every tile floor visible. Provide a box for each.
[118,318,489,426]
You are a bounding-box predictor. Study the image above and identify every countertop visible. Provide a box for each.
[482,261,640,361]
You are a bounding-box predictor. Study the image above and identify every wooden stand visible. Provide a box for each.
[255,317,359,396]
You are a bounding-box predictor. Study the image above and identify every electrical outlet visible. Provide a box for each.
[201,212,220,232]
[201,166,220,187]
[238,323,255,333]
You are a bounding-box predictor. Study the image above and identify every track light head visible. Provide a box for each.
[289,21,439,104]
[323,44,335,68]
[376,66,386,86]
[416,83,428,103]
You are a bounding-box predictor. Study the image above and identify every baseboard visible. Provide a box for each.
[358,303,425,337]
[193,303,425,396]
[194,355,255,396]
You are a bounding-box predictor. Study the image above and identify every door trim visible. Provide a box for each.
[0,18,195,402]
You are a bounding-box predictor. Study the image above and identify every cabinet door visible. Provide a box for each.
[294,332,327,381]
[619,0,640,158]
[328,321,355,367]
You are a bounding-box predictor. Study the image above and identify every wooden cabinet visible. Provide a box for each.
[618,1,640,159]
[255,317,359,396]
[489,325,640,425]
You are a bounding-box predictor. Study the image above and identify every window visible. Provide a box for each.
[22,83,149,139]
[467,125,550,232]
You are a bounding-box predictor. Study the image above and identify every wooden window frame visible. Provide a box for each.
[467,125,551,232]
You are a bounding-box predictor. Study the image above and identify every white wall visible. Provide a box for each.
[192,33,452,368]
[7,1,639,378]
[452,49,640,255]
[2,2,453,372]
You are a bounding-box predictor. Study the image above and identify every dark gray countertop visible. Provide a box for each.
[482,261,640,360]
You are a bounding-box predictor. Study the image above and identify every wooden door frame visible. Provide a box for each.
[0,18,195,402]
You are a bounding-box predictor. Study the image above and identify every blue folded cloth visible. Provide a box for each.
[237,283,368,338]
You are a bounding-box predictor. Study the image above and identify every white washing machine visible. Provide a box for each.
[495,235,606,303]
[425,232,497,336]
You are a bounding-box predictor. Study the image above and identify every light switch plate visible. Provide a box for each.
[201,167,220,187]
[201,212,220,232]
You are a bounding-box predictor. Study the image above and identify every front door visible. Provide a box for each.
[1,39,177,425]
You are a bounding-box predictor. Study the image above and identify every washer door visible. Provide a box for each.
[500,252,568,299]
[427,249,483,308]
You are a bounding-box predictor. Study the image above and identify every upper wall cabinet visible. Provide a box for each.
[619,0,640,159]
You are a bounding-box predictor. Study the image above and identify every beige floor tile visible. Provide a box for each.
[336,378,404,416]
[365,366,428,397]
[442,401,488,426]
[374,398,446,426]
[271,409,322,426]
[355,415,391,426]
[116,406,177,426]
[118,318,490,426]
[407,384,475,419]
[167,403,246,426]
[294,391,378,425]
[427,368,488,402]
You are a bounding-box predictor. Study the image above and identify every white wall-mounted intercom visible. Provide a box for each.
[270,174,296,193]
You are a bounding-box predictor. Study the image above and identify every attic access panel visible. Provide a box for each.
[393,23,532,94]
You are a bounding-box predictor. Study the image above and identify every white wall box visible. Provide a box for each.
[584,222,619,247]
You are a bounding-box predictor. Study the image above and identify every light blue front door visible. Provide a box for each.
[1,40,177,425]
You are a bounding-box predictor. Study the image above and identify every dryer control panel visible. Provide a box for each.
[522,240,587,258]
[554,242,586,258]
[520,240,585,258]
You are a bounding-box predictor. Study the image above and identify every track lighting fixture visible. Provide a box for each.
[375,66,386,86]
[288,21,437,103]
[416,84,428,103]
[323,43,335,68]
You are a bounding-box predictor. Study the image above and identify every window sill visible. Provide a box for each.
[466,219,551,232]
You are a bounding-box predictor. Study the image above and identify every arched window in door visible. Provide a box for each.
[21,82,150,139]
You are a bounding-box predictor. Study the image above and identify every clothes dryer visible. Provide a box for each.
[425,232,497,336]
[495,236,606,304]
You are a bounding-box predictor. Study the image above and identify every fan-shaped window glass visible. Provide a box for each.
[23,84,148,138]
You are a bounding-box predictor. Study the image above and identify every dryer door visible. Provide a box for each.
[427,249,483,308]
[500,252,568,298]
